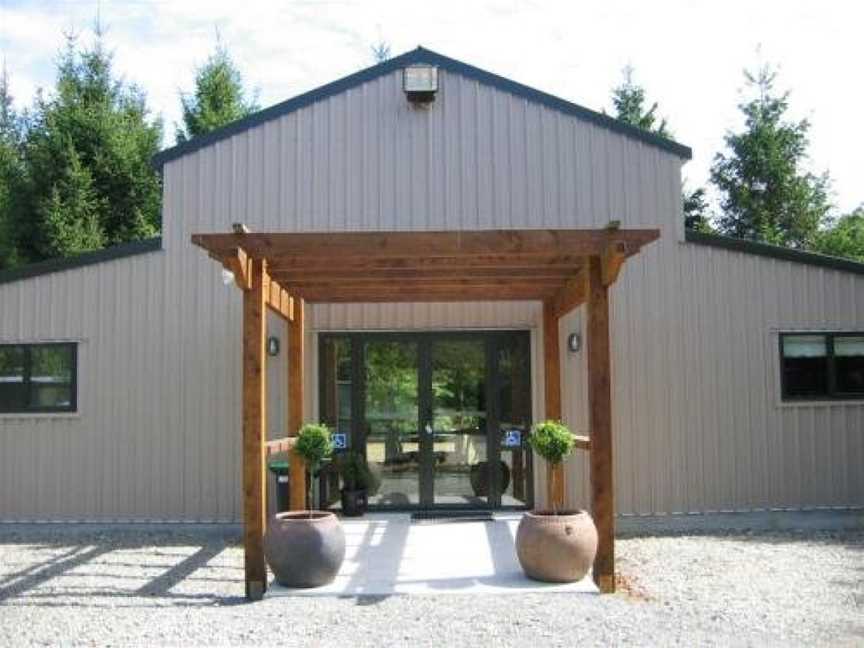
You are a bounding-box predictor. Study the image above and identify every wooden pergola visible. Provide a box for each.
[191,227,659,600]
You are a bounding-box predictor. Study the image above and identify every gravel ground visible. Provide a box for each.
[0,525,861,647]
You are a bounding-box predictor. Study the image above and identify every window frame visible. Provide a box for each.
[779,332,864,402]
[0,342,78,414]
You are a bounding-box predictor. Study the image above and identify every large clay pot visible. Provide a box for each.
[515,510,598,583]
[264,511,345,588]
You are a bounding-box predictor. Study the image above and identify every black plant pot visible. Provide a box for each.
[340,488,368,517]
[469,460,511,497]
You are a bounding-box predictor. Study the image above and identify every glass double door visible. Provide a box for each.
[319,331,532,510]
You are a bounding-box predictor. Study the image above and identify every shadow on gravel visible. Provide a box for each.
[0,529,247,608]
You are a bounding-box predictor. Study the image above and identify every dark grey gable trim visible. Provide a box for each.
[685,230,864,276]
[152,46,692,169]
[0,237,163,286]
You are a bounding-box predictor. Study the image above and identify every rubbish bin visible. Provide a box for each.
[268,460,291,512]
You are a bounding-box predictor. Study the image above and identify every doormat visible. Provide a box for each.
[411,511,494,523]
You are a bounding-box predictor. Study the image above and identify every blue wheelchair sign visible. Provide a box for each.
[332,433,347,450]
[503,429,522,448]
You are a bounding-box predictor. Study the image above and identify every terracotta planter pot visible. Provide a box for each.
[515,510,598,583]
[264,511,345,588]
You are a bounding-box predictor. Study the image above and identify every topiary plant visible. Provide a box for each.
[294,423,333,512]
[527,420,575,514]
[336,451,373,492]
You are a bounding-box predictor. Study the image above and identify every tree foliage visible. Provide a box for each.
[176,41,258,144]
[13,33,163,263]
[371,41,391,64]
[683,185,714,233]
[812,206,864,261]
[711,65,831,248]
[0,65,25,268]
[610,65,669,137]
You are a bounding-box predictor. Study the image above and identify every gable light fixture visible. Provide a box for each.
[403,64,438,104]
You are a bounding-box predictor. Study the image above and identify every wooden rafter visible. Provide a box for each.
[192,229,659,260]
[601,240,628,287]
[223,247,252,291]
[193,230,656,312]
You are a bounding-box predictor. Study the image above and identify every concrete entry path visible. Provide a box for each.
[267,513,597,597]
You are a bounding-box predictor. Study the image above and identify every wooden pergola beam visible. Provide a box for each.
[602,241,628,287]
[270,267,576,283]
[287,297,306,511]
[542,301,566,511]
[192,229,660,260]
[265,274,294,322]
[225,247,252,291]
[242,258,268,601]
[269,254,586,271]
[587,254,615,593]
[293,286,559,304]
[548,271,588,318]
[265,436,297,456]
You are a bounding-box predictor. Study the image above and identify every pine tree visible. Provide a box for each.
[610,65,669,138]
[0,63,25,268]
[21,32,163,260]
[683,186,713,232]
[711,65,831,248]
[40,144,105,254]
[176,40,258,143]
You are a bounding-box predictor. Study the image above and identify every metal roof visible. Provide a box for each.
[153,46,692,169]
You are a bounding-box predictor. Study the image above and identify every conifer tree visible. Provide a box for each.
[711,65,831,247]
[176,40,258,143]
[21,32,163,260]
[0,64,24,267]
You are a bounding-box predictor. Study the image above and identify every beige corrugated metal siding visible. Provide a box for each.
[1,66,862,521]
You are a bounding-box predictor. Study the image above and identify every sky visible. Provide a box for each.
[1,0,861,213]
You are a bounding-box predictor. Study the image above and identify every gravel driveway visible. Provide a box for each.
[0,525,861,647]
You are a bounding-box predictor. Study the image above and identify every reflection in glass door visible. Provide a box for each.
[364,340,420,507]
[318,331,533,510]
[429,339,489,506]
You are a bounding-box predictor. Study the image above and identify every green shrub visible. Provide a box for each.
[336,451,375,491]
[527,420,574,465]
[294,423,332,474]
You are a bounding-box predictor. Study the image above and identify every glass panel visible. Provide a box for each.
[29,345,73,409]
[365,341,419,507]
[497,336,531,506]
[0,346,27,412]
[834,335,864,394]
[319,337,351,508]
[782,335,827,358]
[782,335,828,398]
[431,339,487,506]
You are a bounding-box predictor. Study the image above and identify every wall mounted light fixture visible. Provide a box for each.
[567,332,582,353]
[267,336,280,357]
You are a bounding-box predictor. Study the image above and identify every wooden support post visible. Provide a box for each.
[242,258,268,601]
[288,297,306,511]
[542,300,565,511]
[587,255,615,593]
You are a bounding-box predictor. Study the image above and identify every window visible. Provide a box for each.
[780,333,864,401]
[0,343,77,413]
